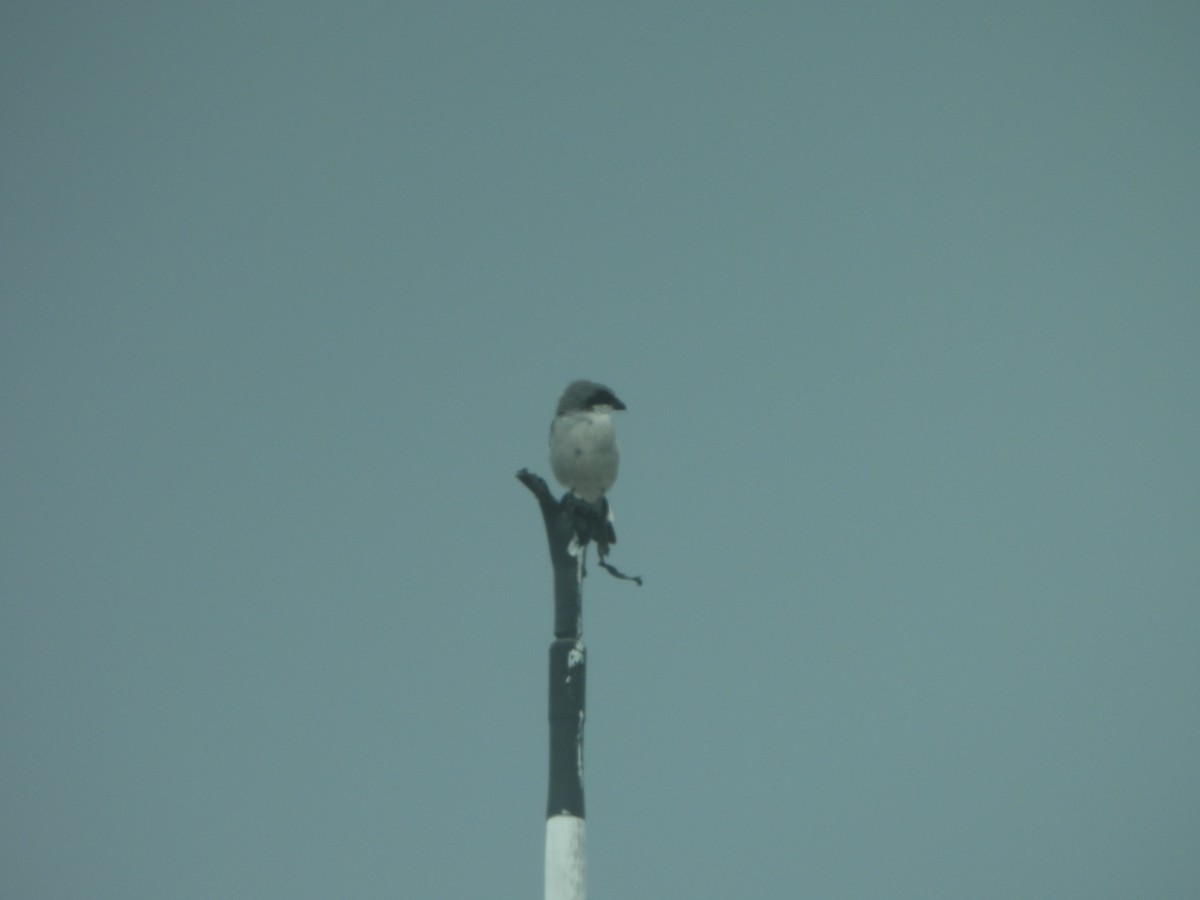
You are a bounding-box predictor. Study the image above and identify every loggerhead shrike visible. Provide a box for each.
[545,379,640,582]
[549,380,626,542]
[550,379,625,503]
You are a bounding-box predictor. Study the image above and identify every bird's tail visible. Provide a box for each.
[563,493,617,550]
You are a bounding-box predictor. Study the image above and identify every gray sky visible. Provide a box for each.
[3,3,1197,897]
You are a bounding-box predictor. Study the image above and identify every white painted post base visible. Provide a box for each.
[544,815,586,900]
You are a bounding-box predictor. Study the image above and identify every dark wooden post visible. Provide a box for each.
[518,469,587,900]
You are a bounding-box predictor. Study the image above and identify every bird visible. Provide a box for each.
[543,379,640,583]
[549,379,626,504]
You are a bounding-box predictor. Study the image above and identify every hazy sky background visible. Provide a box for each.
[3,3,1197,897]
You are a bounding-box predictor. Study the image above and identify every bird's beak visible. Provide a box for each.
[612,397,627,411]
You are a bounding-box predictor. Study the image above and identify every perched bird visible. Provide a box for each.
[545,379,640,582]
[549,379,626,504]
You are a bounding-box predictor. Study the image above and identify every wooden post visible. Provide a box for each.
[518,469,587,900]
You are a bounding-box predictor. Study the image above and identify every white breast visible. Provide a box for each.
[549,410,619,503]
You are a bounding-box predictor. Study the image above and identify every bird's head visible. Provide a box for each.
[557,380,626,415]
